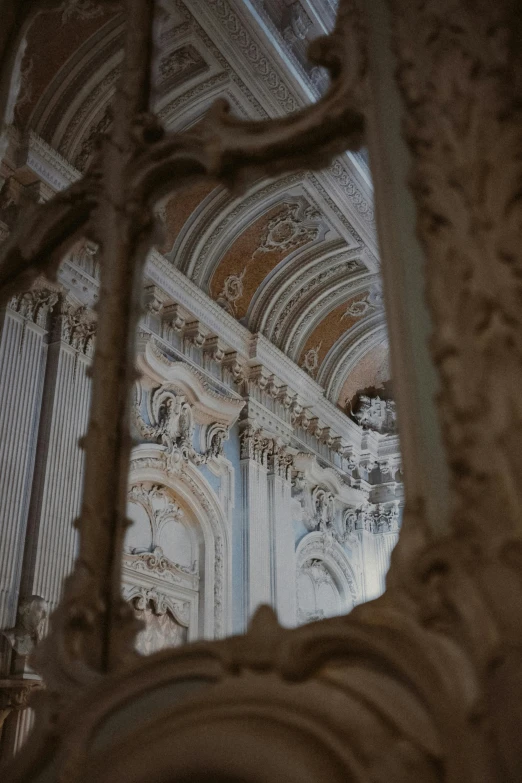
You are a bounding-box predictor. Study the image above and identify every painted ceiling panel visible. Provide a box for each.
[5,0,387,417]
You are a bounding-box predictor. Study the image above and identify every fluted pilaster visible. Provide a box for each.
[0,299,53,663]
[240,425,272,623]
[22,304,93,612]
[267,451,295,627]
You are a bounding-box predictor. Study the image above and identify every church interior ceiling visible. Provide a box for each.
[0,0,387,418]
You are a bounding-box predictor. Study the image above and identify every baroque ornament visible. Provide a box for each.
[8,288,58,328]
[254,202,322,256]
[216,267,246,316]
[341,282,383,319]
[134,383,228,466]
[158,46,204,83]
[300,341,322,377]
[3,0,521,781]
[1,596,47,657]
[54,302,96,356]
[351,394,397,434]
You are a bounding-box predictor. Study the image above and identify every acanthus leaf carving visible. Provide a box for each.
[53,300,96,356]
[8,287,59,328]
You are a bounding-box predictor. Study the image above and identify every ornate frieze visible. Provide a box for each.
[127,444,228,639]
[204,422,228,459]
[162,303,187,332]
[143,285,168,317]
[183,320,209,349]
[68,240,99,279]
[134,386,193,450]
[267,444,294,480]
[74,107,111,172]
[296,558,338,624]
[296,530,359,606]
[202,336,227,365]
[123,585,189,657]
[292,475,337,533]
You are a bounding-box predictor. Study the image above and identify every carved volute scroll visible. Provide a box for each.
[1,0,522,782]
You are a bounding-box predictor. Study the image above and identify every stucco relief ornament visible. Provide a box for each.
[300,342,322,377]
[205,423,228,459]
[351,394,397,435]
[1,596,47,657]
[341,282,383,319]
[216,267,246,316]
[9,288,59,327]
[239,424,271,464]
[159,47,203,83]
[283,2,312,43]
[70,241,99,278]
[134,386,193,453]
[128,586,190,627]
[254,203,321,256]
[56,303,96,356]
[312,487,335,532]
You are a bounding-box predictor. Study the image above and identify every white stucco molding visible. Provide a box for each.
[296,530,359,608]
[128,443,232,639]
[137,337,244,429]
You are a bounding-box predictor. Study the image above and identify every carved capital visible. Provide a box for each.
[8,286,59,328]
[52,299,96,355]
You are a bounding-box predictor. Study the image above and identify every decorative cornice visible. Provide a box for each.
[17,132,81,192]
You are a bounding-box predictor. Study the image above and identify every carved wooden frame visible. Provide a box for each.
[1,0,521,780]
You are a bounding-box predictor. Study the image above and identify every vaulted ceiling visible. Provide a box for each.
[4,0,389,414]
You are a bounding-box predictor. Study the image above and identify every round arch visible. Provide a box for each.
[128,443,232,640]
[295,532,359,624]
